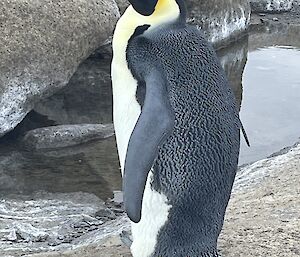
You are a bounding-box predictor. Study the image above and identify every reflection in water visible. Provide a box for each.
[0,137,121,200]
[239,46,300,164]
[0,24,300,199]
[217,35,248,110]
[249,23,300,51]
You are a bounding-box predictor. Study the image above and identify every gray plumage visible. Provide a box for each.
[125,20,240,257]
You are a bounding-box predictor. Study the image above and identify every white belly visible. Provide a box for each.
[111,57,141,173]
[111,10,173,255]
[131,172,171,257]
[111,59,172,257]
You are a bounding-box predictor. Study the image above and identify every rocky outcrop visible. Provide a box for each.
[0,0,119,137]
[187,0,251,47]
[249,23,300,50]
[22,124,114,150]
[250,0,294,13]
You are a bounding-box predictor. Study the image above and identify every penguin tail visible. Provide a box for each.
[240,119,250,147]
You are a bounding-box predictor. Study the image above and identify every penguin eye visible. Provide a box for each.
[128,0,158,16]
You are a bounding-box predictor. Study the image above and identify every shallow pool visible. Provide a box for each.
[239,46,300,164]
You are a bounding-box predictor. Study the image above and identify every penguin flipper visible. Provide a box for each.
[123,69,174,223]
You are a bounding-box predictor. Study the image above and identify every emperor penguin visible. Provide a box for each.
[111,0,242,256]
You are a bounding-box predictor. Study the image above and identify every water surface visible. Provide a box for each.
[239,46,300,164]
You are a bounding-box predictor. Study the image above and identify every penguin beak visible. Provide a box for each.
[128,0,158,16]
[123,70,174,223]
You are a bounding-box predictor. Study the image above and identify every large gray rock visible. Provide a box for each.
[250,0,294,13]
[0,0,119,137]
[187,0,251,47]
[219,143,300,256]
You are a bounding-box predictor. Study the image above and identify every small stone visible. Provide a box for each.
[95,209,117,220]
[113,191,124,204]
[73,221,90,229]
[5,230,18,242]
[273,17,279,21]
[47,239,61,246]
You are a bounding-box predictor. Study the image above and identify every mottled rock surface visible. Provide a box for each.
[0,0,119,137]
[219,143,300,257]
[187,0,251,47]
[250,0,294,13]
[115,0,129,14]
[22,124,114,150]
[0,192,130,257]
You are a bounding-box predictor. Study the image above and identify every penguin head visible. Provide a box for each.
[127,0,186,20]
[112,0,187,62]
[128,0,158,16]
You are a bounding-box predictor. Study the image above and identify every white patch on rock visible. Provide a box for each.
[250,0,294,13]
[0,77,41,135]
[208,6,250,43]
[266,0,293,12]
[131,172,171,257]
